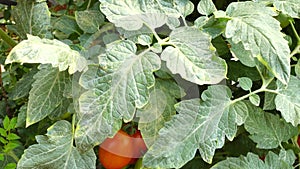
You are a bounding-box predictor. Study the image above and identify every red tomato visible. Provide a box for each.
[129,130,147,164]
[297,136,300,147]
[99,130,133,169]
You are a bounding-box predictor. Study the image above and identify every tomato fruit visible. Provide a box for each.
[99,130,133,169]
[297,136,300,147]
[129,130,147,164]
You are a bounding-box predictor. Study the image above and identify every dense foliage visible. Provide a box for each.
[0,0,299,168]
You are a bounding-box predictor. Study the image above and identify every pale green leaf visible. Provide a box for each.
[225,2,290,84]
[17,120,96,169]
[9,68,38,100]
[100,0,193,30]
[26,67,72,127]
[263,80,277,110]
[274,0,300,18]
[75,40,161,151]
[244,102,297,149]
[161,27,227,85]
[5,35,87,74]
[197,0,217,16]
[238,77,252,91]
[11,0,51,39]
[211,149,295,169]
[136,79,183,147]
[249,94,260,106]
[143,86,248,167]
[275,76,300,126]
[75,10,104,33]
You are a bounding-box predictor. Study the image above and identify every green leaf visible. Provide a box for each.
[211,149,295,169]
[273,0,300,19]
[17,120,96,169]
[136,79,183,147]
[52,15,81,38]
[100,0,193,30]
[7,118,17,131]
[7,133,21,141]
[197,0,217,16]
[5,35,87,74]
[26,67,72,127]
[75,10,105,33]
[3,116,9,130]
[244,102,297,149]
[275,76,300,126]
[227,61,261,82]
[238,77,253,91]
[4,142,20,153]
[263,80,277,110]
[11,0,51,39]
[0,128,6,137]
[4,163,17,169]
[249,94,260,106]
[16,105,27,128]
[143,86,248,167]
[75,40,161,152]
[0,137,8,144]
[9,68,38,100]
[161,27,227,85]
[225,2,290,84]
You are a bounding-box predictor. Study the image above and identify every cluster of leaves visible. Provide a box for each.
[0,0,299,168]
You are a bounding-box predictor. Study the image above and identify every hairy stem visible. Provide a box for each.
[0,28,17,47]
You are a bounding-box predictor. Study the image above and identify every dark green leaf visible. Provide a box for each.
[11,0,51,39]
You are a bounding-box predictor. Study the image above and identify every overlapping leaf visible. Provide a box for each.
[225,2,290,84]
[11,0,51,39]
[275,76,300,126]
[211,149,295,169]
[17,120,96,169]
[143,85,248,168]
[244,102,297,149]
[99,0,193,30]
[75,10,105,33]
[136,79,183,147]
[197,0,217,16]
[161,27,227,85]
[253,0,300,18]
[75,40,161,151]
[5,35,87,74]
[26,66,72,127]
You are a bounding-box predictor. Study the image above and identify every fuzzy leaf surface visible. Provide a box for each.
[161,27,227,85]
[17,120,96,169]
[75,40,161,151]
[5,35,87,74]
[225,2,290,84]
[143,86,248,168]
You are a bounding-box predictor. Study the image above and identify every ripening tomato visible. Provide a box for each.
[129,130,147,164]
[297,136,300,147]
[99,130,133,169]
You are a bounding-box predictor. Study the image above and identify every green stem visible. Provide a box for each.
[0,28,17,47]
[290,44,300,58]
[290,20,300,42]
[7,150,19,162]
[86,0,92,10]
[232,87,278,104]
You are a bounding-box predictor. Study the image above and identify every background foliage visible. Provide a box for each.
[0,0,299,168]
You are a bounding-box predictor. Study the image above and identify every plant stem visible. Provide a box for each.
[86,0,92,10]
[0,28,17,47]
[232,87,278,104]
[290,20,300,42]
[7,150,19,162]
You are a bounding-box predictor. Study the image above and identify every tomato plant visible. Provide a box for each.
[0,0,299,168]
[99,130,133,169]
